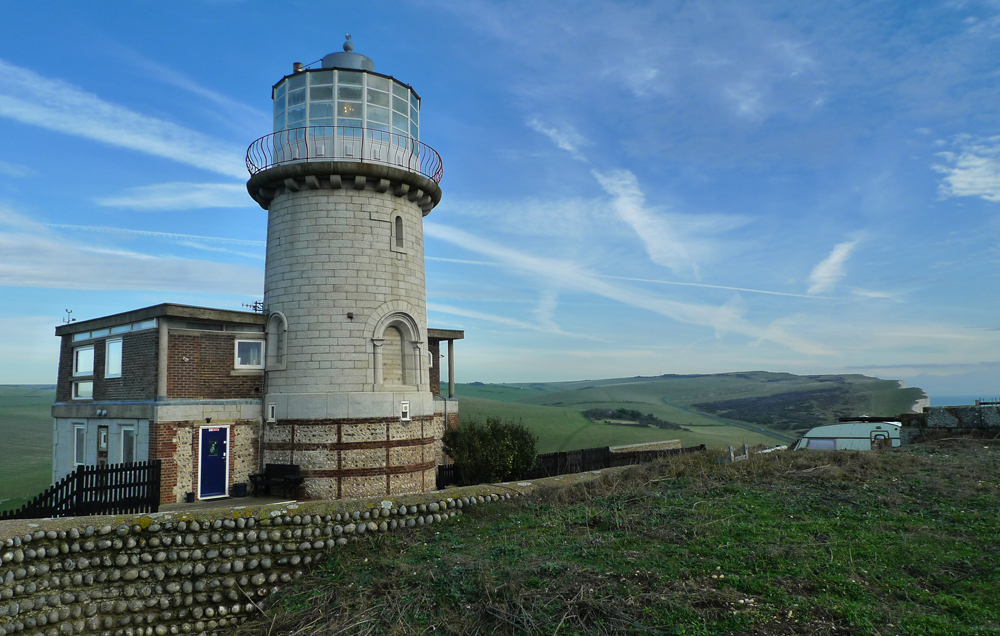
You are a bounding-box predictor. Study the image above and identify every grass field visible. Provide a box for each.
[0,385,55,511]
[253,437,1000,635]
[456,372,925,452]
[460,397,778,453]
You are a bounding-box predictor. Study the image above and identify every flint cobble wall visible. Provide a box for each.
[0,490,517,636]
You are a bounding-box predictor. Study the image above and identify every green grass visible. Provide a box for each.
[251,437,1000,635]
[0,385,55,511]
[457,372,925,439]
[460,397,776,453]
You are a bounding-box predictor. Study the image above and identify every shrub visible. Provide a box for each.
[443,416,537,485]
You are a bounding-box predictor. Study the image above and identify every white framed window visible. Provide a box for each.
[105,338,123,379]
[121,427,136,464]
[234,340,265,369]
[73,345,94,377]
[73,425,86,465]
[400,400,410,421]
[73,381,93,400]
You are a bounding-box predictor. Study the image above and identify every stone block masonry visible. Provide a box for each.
[0,487,519,636]
[261,414,444,499]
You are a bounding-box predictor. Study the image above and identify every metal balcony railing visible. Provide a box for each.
[246,126,443,184]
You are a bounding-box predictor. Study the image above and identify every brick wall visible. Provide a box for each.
[428,340,441,395]
[55,336,74,403]
[167,333,263,399]
[102,331,158,400]
[150,421,180,503]
[56,331,159,402]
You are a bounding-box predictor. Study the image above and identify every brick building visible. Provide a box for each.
[51,304,461,503]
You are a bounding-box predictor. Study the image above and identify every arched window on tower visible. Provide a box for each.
[382,326,404,385]
[394,215,403,249]
[266,312,288,370]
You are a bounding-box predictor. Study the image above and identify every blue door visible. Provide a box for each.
[199,427,228,499]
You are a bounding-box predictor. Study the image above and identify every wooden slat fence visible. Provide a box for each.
[437,444,707,488]
[0,460,161,520]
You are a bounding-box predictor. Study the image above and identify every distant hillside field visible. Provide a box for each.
[0,385,55,511]
[457,372,925,451]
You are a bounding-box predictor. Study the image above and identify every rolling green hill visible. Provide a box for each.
[458,372,925,451]
[0,385,55,511]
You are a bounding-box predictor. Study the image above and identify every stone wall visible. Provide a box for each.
[260,414,445,500]
[924,405,1000,429]
[898,405,1000,444]
[0,489,515,636]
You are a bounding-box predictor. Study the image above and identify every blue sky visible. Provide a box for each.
[1,1,999,400]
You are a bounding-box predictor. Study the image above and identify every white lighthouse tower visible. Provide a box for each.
[246,38,445,499]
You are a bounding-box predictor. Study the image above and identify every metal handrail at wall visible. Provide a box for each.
[246,126,444,184]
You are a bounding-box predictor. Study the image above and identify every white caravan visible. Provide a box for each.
[793,421,902,451]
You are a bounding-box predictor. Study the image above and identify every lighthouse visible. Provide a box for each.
[246,37,447,500]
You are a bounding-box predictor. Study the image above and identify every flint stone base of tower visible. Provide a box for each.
[261,410,445,499]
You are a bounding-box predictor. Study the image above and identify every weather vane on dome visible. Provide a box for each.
[343,34,353,53]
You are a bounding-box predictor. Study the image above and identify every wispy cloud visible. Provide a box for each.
[426,256,499,266]
[118,48,268,132]
[45,224,265,247]
[527,118,589,160]
[0,207,261,293]
[0,58,246,179]
[0,160,35,179]
[96,183,252,210]
[934,135,1000,202]
[601,274,826,299]
[808,239,859,295]
[425,221,833,355]
[593,169,698,277]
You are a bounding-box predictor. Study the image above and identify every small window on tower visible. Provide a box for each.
[395,216,403,248]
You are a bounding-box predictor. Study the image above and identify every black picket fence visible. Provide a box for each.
[0,460,161,520]
[437,444,706,489]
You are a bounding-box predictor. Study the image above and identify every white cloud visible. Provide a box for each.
[807,239,859,295]
[425,221,833,355]
[45,224,265,247]
[96,183,252,210]
[527,118,589,160]
[0,58,246,179]
[119,49,269,132]
[0,207,261,294]
[592,169,698,276]
[0,160,35,178]
[934,136,1000,202]
[429,302,581,337]
[601,274,825,299]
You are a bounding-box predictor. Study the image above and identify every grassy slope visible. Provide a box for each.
[457,372,925,451]
[0,386,55,511]
[459,397,777,453]
[255,438,1000,636]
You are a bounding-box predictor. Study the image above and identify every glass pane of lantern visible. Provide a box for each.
[366,89,389,108]
[310,70,334,86]
[310,86,333,101]
[339,70,362,86]
[338,102,362,118]
[367,105,389,124]
[338,86,362,101]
